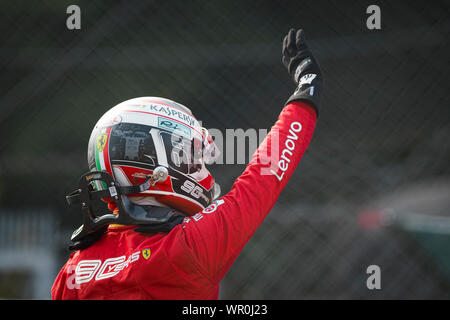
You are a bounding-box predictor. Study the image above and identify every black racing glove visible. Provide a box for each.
[282,28,322,116]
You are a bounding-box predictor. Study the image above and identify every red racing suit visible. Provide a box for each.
[51,101,317,299]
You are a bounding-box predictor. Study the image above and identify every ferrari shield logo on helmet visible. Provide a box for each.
[96,134,108,152]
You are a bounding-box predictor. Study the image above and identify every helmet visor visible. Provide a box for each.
[106,123,207,176]
[108,123,158,168]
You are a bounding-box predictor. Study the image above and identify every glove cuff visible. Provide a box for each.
[285,78,321,116]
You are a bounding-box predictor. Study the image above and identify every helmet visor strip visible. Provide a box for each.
[107,123,216,178]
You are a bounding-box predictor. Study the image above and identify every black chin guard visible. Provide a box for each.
[66,171,184,250]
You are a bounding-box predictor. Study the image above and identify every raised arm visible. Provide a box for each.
[176,29,323,283]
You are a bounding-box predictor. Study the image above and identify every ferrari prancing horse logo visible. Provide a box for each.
[96,134,107,152]
[142,248,151,260]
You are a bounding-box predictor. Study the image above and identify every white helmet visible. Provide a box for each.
[87,97,220,216]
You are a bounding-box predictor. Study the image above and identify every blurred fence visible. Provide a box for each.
[0,210,59,299]
[0,0,449,299]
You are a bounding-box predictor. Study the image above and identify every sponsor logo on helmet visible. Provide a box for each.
[158,117,191,138]
[96,134,108,152]
[148,104,197,127]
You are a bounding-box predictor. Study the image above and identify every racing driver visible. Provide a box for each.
[51,28,323,299]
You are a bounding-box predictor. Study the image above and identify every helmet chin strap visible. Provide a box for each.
[66,168,184,251]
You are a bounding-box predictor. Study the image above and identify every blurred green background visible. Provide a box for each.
[0,0,449,299]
